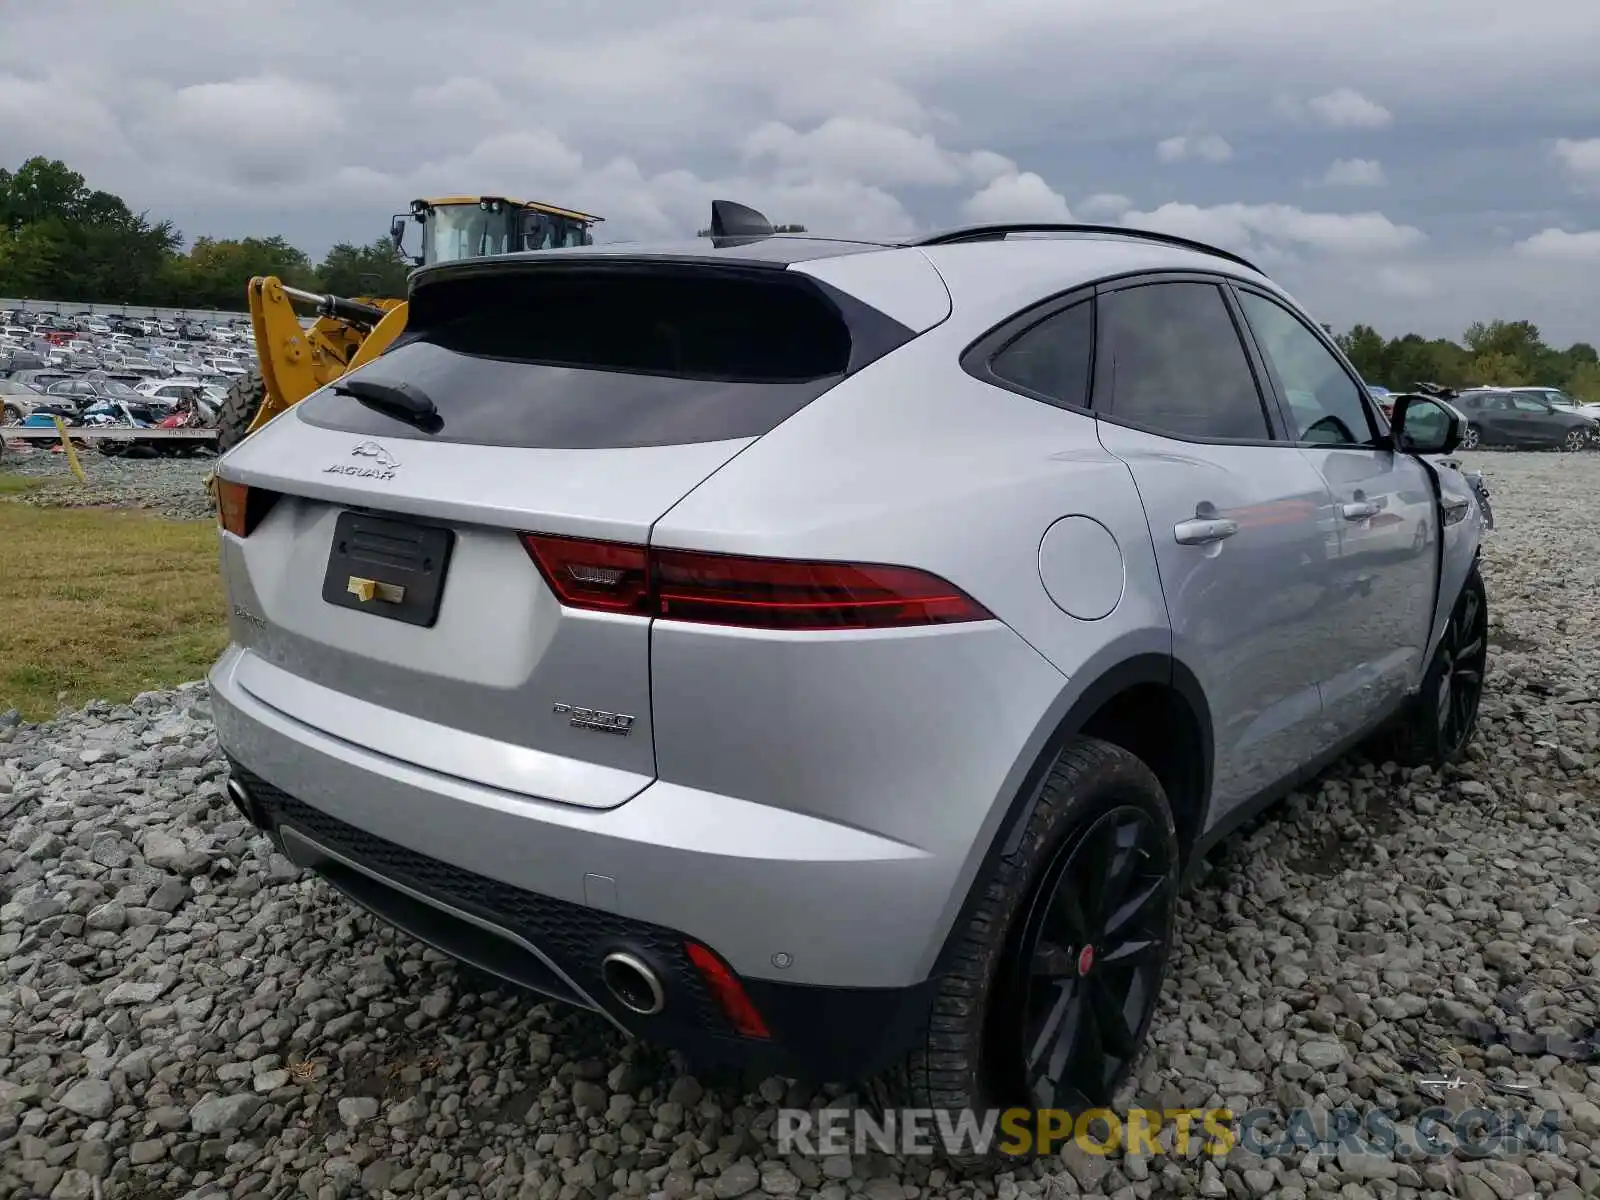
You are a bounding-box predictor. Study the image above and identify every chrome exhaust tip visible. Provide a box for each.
[226,777,260,828]
[600,951,665,1016]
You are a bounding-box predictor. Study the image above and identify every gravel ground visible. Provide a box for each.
[0,447,216,520]
[2,451,1599,1200]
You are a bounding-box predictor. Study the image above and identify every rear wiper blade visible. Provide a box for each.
[333,378,440,430]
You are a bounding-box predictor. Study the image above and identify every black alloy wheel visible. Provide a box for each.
[1434,572,1487,760]
[1009,805,1176,1109]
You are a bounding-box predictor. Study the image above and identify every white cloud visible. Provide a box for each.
[1156,133,1233,164]
[1370,265,1437,300]
[1514,227,1600,259]
[741,117,1011,189]
[1321,158,1386,187]
[148,75,347,187]
[0,0,1597,343]
[960,172,1072,223]
[1078,193,1133,218]
[1553,138,1600,191]
[0,74,122,158]
[1307,88,1393,129]
[1120,202,1425,257]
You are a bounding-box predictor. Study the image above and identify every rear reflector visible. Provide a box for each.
[519,534,990,630]
[684,941,770,1039]
[215,478,281,538]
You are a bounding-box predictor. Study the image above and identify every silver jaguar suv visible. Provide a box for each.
[210,203,1487,1125]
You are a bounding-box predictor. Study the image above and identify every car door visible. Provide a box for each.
[1232,285,1437,743]
[1483,393,1528,444]
[1509,394,1562,445]
[1090,277,1344,819]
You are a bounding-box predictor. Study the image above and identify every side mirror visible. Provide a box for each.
[1390,395,1464,456]
[389,215,408,255]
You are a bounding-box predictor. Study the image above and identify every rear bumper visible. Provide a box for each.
[208,644,957,1077]
[225,760,936,1079]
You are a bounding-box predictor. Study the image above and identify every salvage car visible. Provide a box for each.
[208,208,1487,1149]
[1455,388,1598,451]
[0,378,43,425]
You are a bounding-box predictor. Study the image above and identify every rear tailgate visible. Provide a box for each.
[215,252,931,809]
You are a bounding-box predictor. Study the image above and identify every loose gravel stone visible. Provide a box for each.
[58,1079,114,1120]
[2,451,1599,1200]
[0,449,216,519]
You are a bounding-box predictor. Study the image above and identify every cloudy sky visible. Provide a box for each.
[2,0,1597,343]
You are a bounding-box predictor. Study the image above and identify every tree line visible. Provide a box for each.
[2,155,1595,398]
[1335,321,1600,401]
[0,156,410,310]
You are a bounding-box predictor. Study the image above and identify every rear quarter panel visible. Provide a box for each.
[651,327,1173,978]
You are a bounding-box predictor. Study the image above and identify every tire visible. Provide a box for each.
[216,371,267,456]
[880,737,1180,1167]
[1458,424,1481,451]
[1386,564,1487,768]
[1,404,22,427]
[1562,427,1588,452]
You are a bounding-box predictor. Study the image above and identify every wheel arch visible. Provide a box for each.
[928,652,1213,978]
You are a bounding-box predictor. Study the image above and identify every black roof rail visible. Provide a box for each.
[906,223,1262,274]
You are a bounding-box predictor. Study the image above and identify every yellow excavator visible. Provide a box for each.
[217,196,603,454]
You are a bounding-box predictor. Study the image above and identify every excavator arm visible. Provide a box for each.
[242,277,408,438]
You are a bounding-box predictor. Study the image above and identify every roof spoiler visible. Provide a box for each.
[708,200,774,246]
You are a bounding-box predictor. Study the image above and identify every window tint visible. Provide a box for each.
[1510,395,1549,412]
[1098,282,1270,441]
[297,266,872,450]
[989,300,1092,409]
[1238,291,1374,447]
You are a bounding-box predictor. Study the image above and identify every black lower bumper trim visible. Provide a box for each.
[227,762,937,1081]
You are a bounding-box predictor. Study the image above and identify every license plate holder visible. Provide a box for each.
[321,511,454,628]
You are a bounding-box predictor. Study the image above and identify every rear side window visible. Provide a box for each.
[297,267,872,449]
[1098,282,1271,441]
[988,301,1093,409]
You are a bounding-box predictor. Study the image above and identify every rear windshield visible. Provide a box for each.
[296,267,856,449]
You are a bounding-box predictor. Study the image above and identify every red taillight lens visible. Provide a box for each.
[654,549,988,629]
[684,941,770,1039]
[519,533,651,614]
[518,536,991,630]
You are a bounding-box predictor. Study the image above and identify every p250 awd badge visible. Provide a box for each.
[554,703,636,735]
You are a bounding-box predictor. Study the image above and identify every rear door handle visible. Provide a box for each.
[1340,501,1381,520]
[1173,518,1239,545]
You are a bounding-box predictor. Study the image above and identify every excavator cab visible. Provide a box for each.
[390,196,601,267]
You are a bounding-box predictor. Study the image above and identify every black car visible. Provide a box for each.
[0,353,52,379]
[1454,388,1597,451]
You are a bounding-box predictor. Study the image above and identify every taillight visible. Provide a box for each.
[215,478,279,538]
[519,534,651,615]
[684,941,770,1039]
[518,535,991,630]
[654,549,987,629]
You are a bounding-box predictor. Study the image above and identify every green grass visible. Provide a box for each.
[0,489,227,721]
[0,473,43,495]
